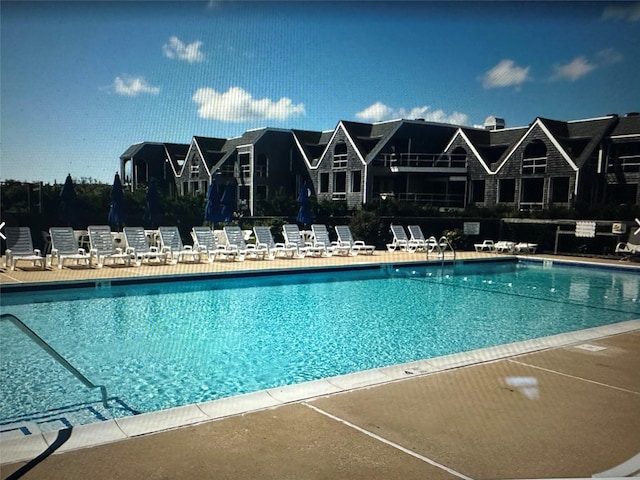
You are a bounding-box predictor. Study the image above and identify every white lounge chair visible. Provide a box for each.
[87,225,134,267]
[49,226,91,268]
[311,224,350,256]
[474,240,496,252]
[387,224,418,252]
[334,225,375,255]
[123,226,169,265]
[514,242,538,254]
[191,226,239,262]
[615,229,640,258]
[494,241,516,253]
[224,226,268,260]
[253,226,297,259]
[408,225,431,252]
[4,227,46,270]
[158,226,201,263]
[282,224,324,257]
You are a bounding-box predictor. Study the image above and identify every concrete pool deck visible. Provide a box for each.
[1,251,639,479]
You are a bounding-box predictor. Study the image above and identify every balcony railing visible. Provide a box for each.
[606,154,640,173]
[377,192,465,207]
[372,153,466,169]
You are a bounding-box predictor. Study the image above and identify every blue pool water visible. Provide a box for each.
[1,260,639,431]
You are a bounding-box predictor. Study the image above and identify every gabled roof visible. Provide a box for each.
[192,136,229,173]
[164,143,189,176]
[292,129,331,168]
[538,116,618,168]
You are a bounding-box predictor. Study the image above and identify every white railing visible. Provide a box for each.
[373,153,466,169]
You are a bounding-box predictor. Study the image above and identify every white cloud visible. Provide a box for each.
[163,36,205,64]
[551,56,597,82]
[602,2,640,22]
[481,59,530,89]
[355,102,395,122]
[355,102,468,125]
[192,86,305,122]
[113,75,160,96]
[596,48,624,65]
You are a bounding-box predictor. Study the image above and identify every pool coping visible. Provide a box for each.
[2,254,638,294]
[2,319,638,465]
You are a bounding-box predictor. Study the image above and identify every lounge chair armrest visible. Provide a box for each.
[183,245,193,251]
[78,248,87,255]
[116,247,124,254]
[51,248,59,256]
[34,249,42,256]
[125,247,134,254]
[161,246,172,254]
[353,241,365,247]
[149,246,159,253]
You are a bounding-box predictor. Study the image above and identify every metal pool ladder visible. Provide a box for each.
[1,313,110,408]
[425,235,456,268]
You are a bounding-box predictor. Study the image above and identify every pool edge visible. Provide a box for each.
[2,319,638,465]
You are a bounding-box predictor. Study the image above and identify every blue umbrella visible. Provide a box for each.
[108,172,126,229]
[220,184,235,223]
[296,181,313,227]
[58,173,78,227]
[204,177,223,225]
[143,179,162,228]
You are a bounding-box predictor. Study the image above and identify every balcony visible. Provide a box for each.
[606,154,640,173]
[372,153,467,173]
[377,192,465,207]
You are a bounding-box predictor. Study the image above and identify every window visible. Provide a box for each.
[520,177,544,204]
[351,171,361,192]
[471,180,485,203]
[319,173,329,193]
[498,178,516,203]
[256,185,267,199]
[551,177,570,203]
[333,142,348,168]
[333,171,346,192]
[256,154,268,177]
[522,139,547,174]
[239,153,251,178]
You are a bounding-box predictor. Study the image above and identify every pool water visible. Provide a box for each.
[1,260,639,431]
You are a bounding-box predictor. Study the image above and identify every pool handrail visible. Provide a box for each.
[1,313,109,408]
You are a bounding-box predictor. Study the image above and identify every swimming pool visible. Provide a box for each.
[1,259,639,434]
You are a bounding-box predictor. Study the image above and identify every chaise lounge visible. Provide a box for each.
[49,226,92,268]
[4,227,47,270]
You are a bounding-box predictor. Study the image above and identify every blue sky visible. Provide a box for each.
[1,1,639,185]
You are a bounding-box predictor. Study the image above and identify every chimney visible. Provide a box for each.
[484,116,505,131]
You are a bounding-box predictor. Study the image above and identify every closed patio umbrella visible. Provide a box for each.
[108,172,126,229]
[143,179,162,229]
[58,173,78,227]
[296,181,312,228]
[220,183,235,223]
[204,177,223,225]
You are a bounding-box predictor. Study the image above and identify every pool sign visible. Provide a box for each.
[463,222,480,235]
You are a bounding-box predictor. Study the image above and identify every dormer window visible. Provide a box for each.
[333,142,348,168]
[522,140,547,174]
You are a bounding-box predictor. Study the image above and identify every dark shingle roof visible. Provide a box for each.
[610,115,640,138]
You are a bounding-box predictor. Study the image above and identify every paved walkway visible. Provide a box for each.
[1,252,639,479]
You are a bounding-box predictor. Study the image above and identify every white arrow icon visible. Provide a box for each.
[634,218,640,236]
[0,221,5,240]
